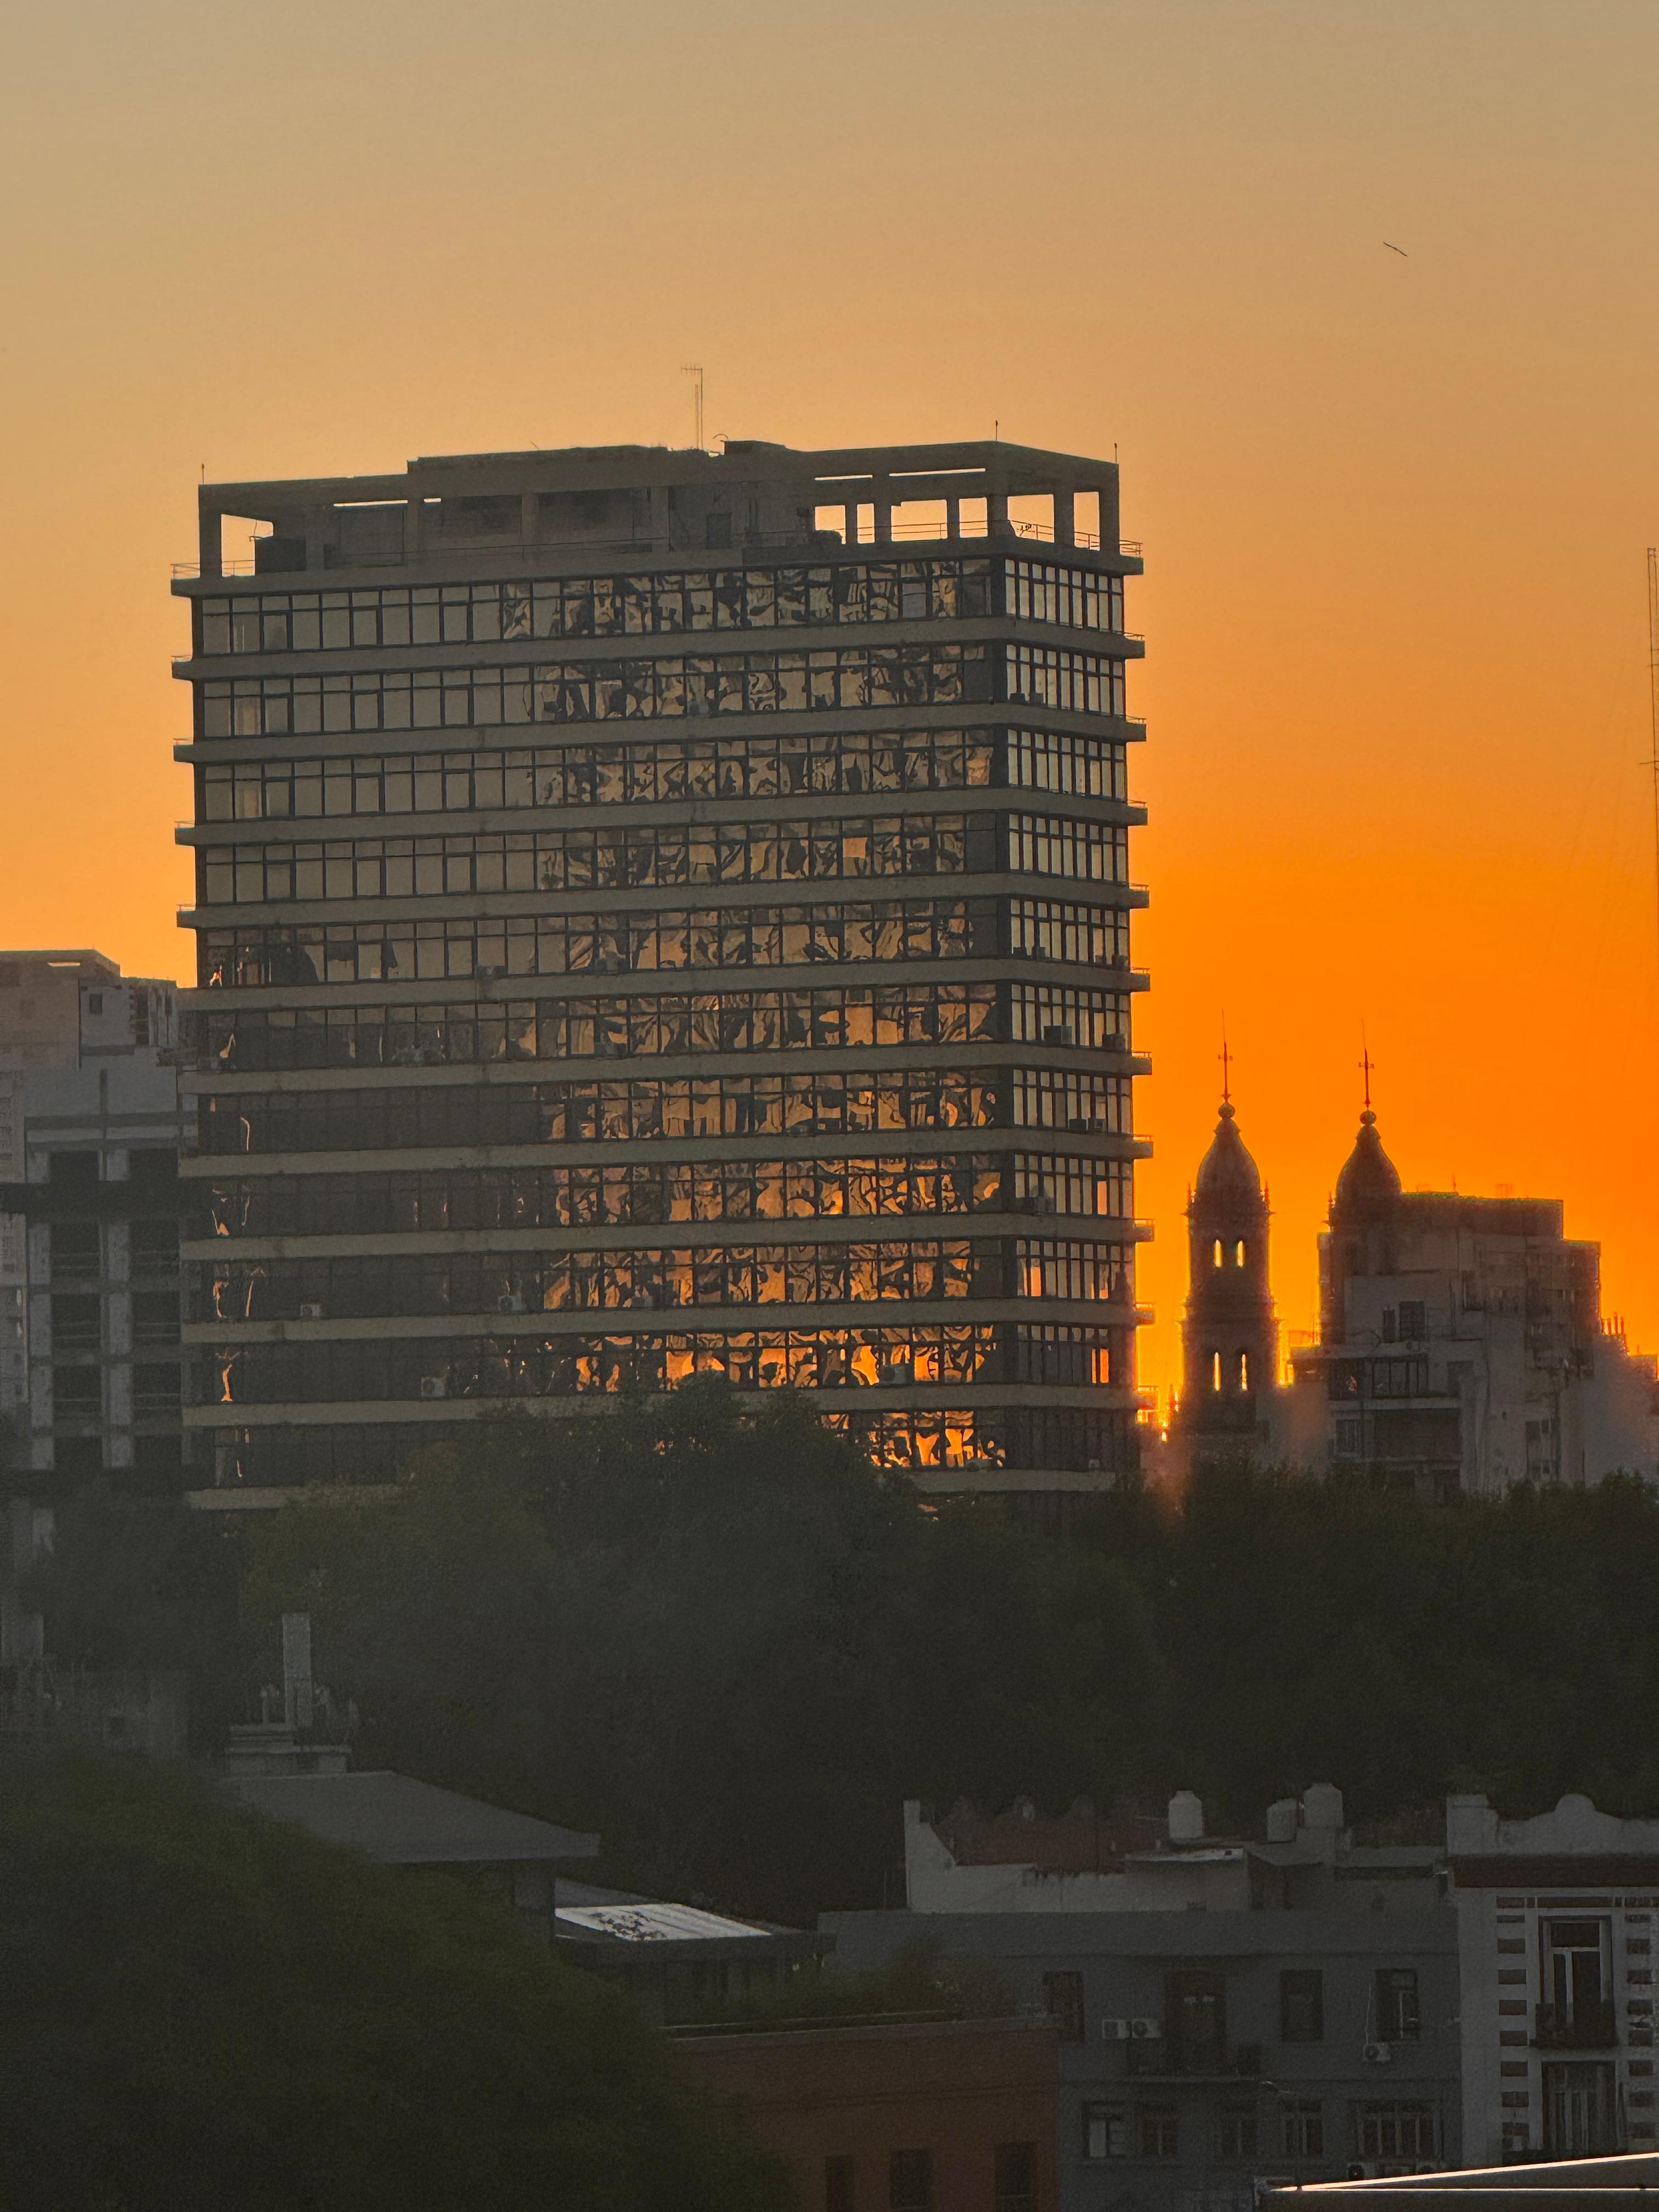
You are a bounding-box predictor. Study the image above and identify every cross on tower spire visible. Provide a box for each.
[1359,1034,1376,1114]
[1219,1024,1233,1108]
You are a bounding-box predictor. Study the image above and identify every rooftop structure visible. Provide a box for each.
[227,1766,600,1931]
[902,1786,1443,1917]
[227,1767,600,1865]
[172,438,1149,1498]
[551,1881,821,2022]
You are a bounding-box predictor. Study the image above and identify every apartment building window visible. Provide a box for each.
[131,1221,180,1277]
[993,2143,1036,2212]
[1166,1968,1226,2072]
[1217,2108,1258,2160]
[1357,2103,1435,2162]
[52,1367,102,1419]
[1138,2107,1178,2159]
[889,2148,932,2211]
[133,1364,182,1417]
[1082,2104,1127,2160]
[47,1150,99,1198]
[49,1295,100,1352]
[1374,1968,1420,2042]
[1544,2062,1619,2155]
[49,1222,101,1282]
[1043,1970,1085,2044]
[1397,1299,1426,1340]
[1542,1919,1612,2040]
[132,1292,182,1347]
[825,2154,854,2212]
[1281,2102,1324,2160]
[1281,1969,1324,2042]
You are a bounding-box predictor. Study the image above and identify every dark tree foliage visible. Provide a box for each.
[0,1747,788,2212]
[1143,1461,1659,1824]
[242,1383,1150,1921]
[242,1409,1659,1916]
[21,1480,252,1750]
[35,1401,1659,1925]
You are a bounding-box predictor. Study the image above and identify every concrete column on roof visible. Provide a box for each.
[198,500,222,579]
[946,496,961,541]
[874,481,894,545]
[1053,490,1076,550]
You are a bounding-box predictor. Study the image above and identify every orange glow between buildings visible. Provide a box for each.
[2,2,1656,1401]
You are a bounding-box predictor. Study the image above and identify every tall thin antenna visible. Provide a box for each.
[1645,549,1659,978]
[681,364,704,452]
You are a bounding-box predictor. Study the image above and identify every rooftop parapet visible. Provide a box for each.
[179,437,1135,582]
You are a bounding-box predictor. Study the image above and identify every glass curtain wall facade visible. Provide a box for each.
[172,439,1149,1494]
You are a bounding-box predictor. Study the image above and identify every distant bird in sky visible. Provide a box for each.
[1384,240,1408,255]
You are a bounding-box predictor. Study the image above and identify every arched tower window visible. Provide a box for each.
[1238,1350,1250,1390]
[1210,1350,1222,1392]
[1212,1238,1224,1268]
[1234,1240,1246,1267]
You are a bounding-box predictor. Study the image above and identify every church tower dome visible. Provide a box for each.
[1320,1095,1404,1342]
[1181,1089,1278,1443]
[1331,1107,1403,1222]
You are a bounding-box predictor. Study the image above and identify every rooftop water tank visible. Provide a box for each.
[1265,1798,1300,1844]
[1168,1790,1205,1844]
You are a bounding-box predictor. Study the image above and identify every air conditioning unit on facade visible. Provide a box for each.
[298,1302,324,1320]
[1347,2164,1382,2181]
[1362,2041,1393,2064]
[1130,2018,1162,2040]
[420,1376,447,1401]
[1102,2018,1131,2040]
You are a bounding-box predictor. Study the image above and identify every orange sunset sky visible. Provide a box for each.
[2,0,1657,1400]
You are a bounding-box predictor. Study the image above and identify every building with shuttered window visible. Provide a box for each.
[172,439,1148,1497]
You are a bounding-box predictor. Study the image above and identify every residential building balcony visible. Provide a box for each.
[1534,1999,1617,2050]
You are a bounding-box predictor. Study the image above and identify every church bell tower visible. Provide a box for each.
[1181,1077,1278,1446]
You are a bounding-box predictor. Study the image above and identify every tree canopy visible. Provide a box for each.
[31,1389,1659,1925]
[0,1746,788,2212]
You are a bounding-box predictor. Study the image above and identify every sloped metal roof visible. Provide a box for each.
[228,1769,599,1865]
[554,1900,773,1944]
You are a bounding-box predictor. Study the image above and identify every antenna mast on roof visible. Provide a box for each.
[681,364,705,453]
[1645,550,1659,980]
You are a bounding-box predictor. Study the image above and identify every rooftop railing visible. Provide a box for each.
[173,524,1146,582]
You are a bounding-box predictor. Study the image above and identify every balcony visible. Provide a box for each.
[1534,1999,1617,2050]
[1127,2040,1262,2081]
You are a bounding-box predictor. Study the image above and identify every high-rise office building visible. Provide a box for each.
[173,439,1148,1498]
